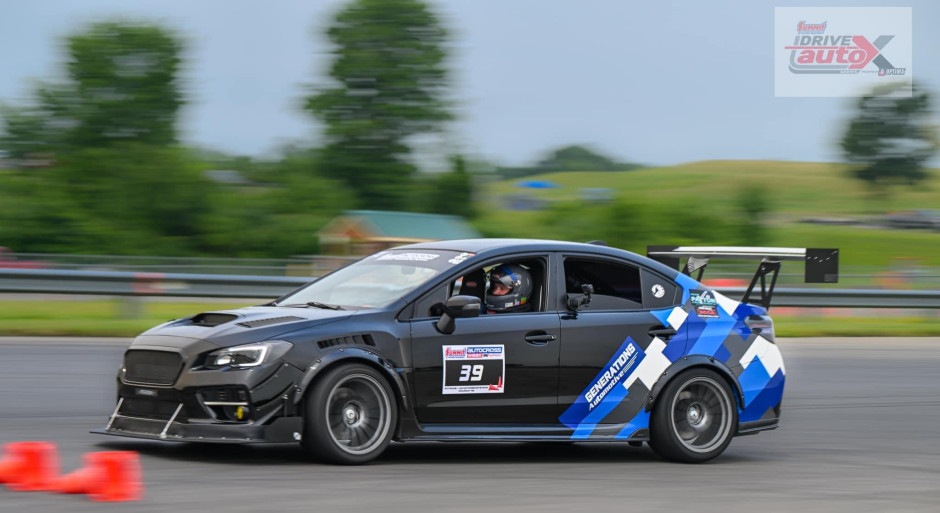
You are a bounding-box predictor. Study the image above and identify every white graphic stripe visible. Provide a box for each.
[622,338,672,391]
[666,307,688,330]
[713,291,741,316]
[738,335,785,376]
[761,342,785,376]
[739,335,770,369]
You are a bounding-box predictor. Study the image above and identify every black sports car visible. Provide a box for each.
[95,239,837,464]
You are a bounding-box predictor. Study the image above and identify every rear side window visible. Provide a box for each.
[563,258,642,310]
[640,269,680,308]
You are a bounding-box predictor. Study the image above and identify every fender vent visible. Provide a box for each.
[317,334,375,350]
[190,313,238,327]
[236,316,304,328]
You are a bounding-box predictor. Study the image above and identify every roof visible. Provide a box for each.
[398,238,682,278]
[322,210,481,242]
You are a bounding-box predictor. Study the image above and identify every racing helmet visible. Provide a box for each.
[485,264,533,313]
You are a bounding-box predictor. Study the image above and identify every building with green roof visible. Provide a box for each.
[317,210,481,255]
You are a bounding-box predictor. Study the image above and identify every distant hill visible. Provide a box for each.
[489,160,940,215]
[479,160,940,266]
[496,145,642,179]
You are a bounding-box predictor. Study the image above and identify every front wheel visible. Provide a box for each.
[649,368,737,463]
[301,363,397,464]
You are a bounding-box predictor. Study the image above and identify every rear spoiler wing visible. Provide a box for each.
[647,246,839,310]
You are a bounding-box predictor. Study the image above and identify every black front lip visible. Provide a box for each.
[97,350,306,444]
[92,416,303,444]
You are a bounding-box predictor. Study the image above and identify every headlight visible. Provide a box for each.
[205,341,292,369]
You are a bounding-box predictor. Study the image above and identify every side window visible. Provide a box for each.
[409,257,548,319]
[412,282,450,319]
[563,257,642,310]
[640,268,680,308]
[476,258,546,314]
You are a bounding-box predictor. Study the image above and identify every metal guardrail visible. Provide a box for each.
[0,268,311,299]
[714,287,940,309]
[1,251,357,276]
[1,268,938,308]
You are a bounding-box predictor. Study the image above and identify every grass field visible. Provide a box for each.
[478,160,940,267]
[0,299,936,338]
[0,300,252,337]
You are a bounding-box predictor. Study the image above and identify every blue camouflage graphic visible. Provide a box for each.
[560,273,786,439]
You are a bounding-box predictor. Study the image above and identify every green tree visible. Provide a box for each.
[1,21,184,156]
[425,155,475,218]
[198,154,356,258]
[733,185,770,246]
[306,0,452,209]
[841,82,938,199]
[59,145,211,241]
[0,104,56,160]
[535,145,639,172]
[496,145,642,179]
[0,21,204,255]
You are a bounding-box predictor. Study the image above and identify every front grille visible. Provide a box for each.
[123,350,183,385]
[120,398,185,421]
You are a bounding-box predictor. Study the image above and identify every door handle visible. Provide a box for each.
[524,331,556,345]
[649,325,677,339]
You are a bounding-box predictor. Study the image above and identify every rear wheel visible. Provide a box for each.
[301,363,397,464]
[649,368,737,463]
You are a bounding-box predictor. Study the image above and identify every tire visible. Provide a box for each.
[649,368,737,463]
[301,363,397,465]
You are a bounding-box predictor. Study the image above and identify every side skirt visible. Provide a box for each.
[402,423,649,443]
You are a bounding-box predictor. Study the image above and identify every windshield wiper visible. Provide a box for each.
[304,301,345,311]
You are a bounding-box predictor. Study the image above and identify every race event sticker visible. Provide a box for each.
[376,252,440,262]
[558,337,645,431]
[691,290,720,318]
[447,252,474,265]
[651,284,666,299]
[442,345,504,394]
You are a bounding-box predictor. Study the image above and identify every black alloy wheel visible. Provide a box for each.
[302,363,397,464]
[649,368,737,463]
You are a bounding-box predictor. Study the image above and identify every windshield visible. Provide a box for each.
[278,249,473,309]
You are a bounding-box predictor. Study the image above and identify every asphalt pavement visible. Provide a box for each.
[0,336,938,512]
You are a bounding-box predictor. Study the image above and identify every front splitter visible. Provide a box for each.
[91,416,303,444]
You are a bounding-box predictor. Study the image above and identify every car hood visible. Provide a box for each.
[136,306,354,348]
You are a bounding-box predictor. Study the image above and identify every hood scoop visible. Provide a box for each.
[189,313,238,327]
[237,316,305,328]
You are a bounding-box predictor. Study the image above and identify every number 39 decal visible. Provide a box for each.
[442,345,505,394]
[458,364,484,382]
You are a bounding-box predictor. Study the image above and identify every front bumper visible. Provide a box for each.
[93,341,306,444]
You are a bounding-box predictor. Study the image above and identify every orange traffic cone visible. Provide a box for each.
[53,451,143,502]
[0,441,60,491]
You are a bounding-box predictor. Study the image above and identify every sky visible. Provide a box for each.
[1,0,937,168]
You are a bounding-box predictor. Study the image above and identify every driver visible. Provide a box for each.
[485,264,533,313]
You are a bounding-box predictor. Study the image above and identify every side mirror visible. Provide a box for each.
[444,295,482,318]
[436,295,481,334]
[566,283,594,312]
